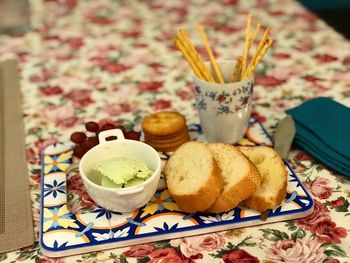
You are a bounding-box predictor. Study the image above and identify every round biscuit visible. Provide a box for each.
[143,126,189,140]
[142,111,186,136]
[144,129,189,144]
[146,136,190,151]
[145,136,190,147]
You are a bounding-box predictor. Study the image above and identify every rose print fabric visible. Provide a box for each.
[0,0,350,262]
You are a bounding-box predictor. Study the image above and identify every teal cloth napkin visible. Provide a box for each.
[286,97,350,177]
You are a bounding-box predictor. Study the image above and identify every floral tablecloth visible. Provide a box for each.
[1,0,350,262]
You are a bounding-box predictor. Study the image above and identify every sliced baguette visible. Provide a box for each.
[163,141,223,213]
[237,146,288,212]
[206,143,262,213]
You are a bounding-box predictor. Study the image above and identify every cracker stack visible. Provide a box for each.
[142,111,190,152]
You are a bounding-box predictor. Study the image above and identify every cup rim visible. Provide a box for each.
[192,60,254,87]
[78,139,162,192]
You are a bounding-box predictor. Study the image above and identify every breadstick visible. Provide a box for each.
[197,24,224,83]
[176,32,210,81]
[245,27,271,76]
[182,31,215,83]
[243,38,273,79]
[241,23,260,79]
[253,38,273,66]
[174,37,206,80]
[231,57,243,82]
[248,23,260,51]
[178,28,215,82]
[240,14,252,79]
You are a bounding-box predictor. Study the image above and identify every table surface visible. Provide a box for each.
[1,0,350,262]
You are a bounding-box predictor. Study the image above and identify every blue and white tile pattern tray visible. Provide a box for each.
[39,118,314,257]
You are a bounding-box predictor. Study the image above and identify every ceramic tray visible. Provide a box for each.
[39,118,314,257]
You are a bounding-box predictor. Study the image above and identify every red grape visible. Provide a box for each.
[73,145,86,158]
[85,121,99,132]
[125,131,141,141]
[84,136,98,149]
[70,132,87,144]
[71,120,135,159]
[100,123,116,131]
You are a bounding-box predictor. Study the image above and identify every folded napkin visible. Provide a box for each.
[286,97,350,177]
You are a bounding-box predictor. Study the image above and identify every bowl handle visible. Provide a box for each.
[98,129,125,144]
[117,186,145,196]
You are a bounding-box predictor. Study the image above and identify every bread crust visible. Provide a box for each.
[207,176,254,213]
[166,160,223,213]
[237,146,288,212]
[246,158,263,194]
[243,181,287,212]
[206,143,261,213]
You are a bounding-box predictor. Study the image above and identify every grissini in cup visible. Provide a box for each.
[174,14,274,83]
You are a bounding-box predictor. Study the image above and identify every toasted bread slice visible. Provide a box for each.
[163,141,223,213]
[206,143,262,213]
[237,146,288,212]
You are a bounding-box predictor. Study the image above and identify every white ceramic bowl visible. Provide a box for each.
[79,129,161,212]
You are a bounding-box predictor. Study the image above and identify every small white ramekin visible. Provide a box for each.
[79,129,161,212]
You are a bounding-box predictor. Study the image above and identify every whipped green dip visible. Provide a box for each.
[95,157,152,188]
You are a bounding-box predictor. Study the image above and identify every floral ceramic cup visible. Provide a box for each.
[193,60,254,144]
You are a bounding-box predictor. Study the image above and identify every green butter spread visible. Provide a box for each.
[95,157,152,188]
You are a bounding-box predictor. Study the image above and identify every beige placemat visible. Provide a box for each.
[0,59,34,253]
